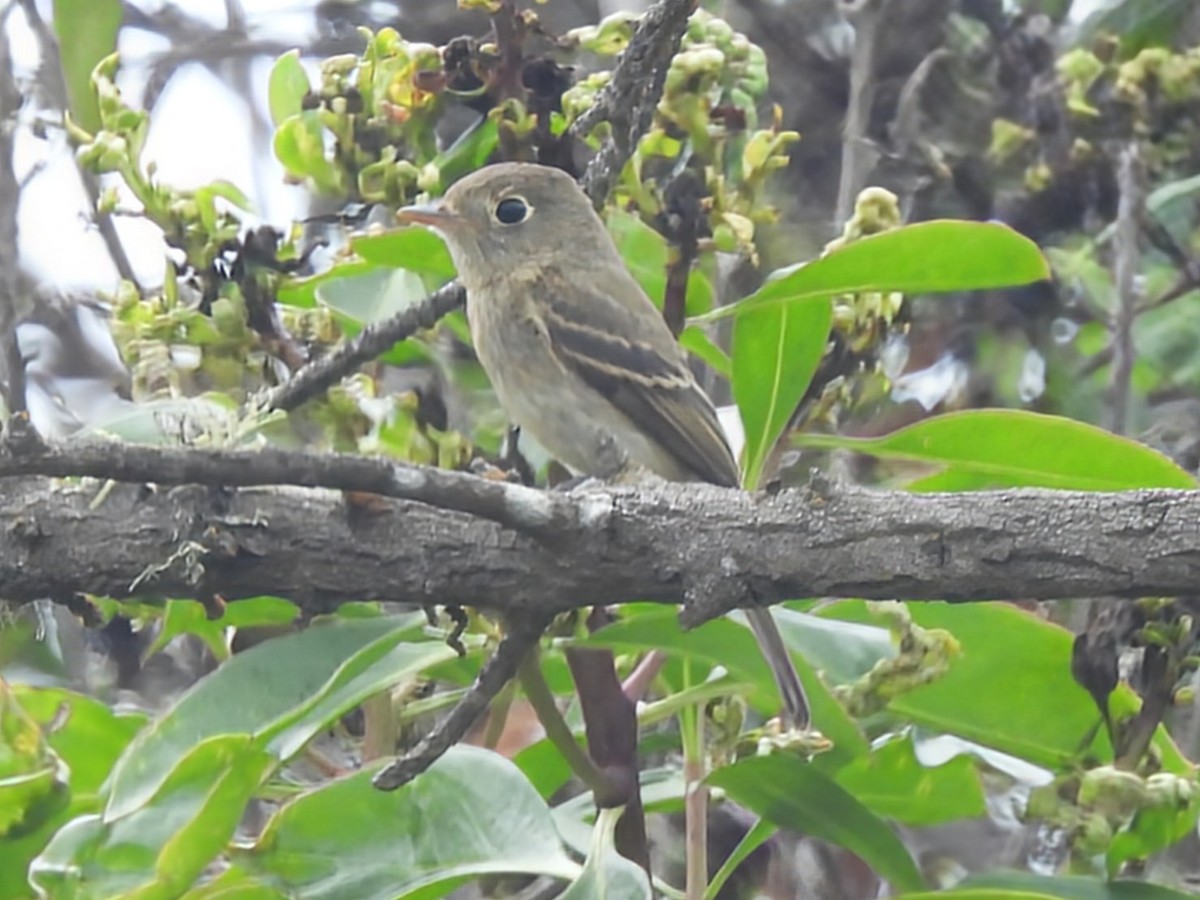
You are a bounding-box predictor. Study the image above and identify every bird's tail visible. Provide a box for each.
[745,607,811,730]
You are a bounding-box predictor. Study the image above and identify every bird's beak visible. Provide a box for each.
[396,201,458,229]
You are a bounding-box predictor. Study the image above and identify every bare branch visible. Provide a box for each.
[0,432,578,537]
[3,443,1200,615]
[1108,142,1142,436]
[16,0,141,288]
[571,0,698,208]
[372,614,551,790]
[0,6,27,414]
[259,280,466,413]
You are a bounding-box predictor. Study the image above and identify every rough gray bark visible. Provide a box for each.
[3,460,1198,622]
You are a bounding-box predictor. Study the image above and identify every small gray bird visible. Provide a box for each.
[398,162,810,729]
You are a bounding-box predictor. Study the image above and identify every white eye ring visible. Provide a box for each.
[494,195,532,225]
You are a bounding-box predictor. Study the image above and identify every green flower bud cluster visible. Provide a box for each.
[598,11,797,265]
[834,602,961,718]
[271,28,447,204]
[73,55,250,274]
[1027,765,1199,873]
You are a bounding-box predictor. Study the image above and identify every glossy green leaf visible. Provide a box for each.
[31,735,274,899]
[928,871,1200,899]
[823,601,1191,773]
[233,747,578,899]
[832,733,986,826]
[1072,0,1195,54]
[268,50,311,127]
[317,266,431,328]
[273,112,343,195]
[53,0,122,133]
[431,116,500,193]
[696,221,1049,323]
[733,297,832,488]
[583,606,876,770]
[559,807,651,900]
[106,615,453,820]
[708,755,925,892]
[352,227,456,280]
[679,325,731,378]
[606,209,714,316]
[796,410,1197,490]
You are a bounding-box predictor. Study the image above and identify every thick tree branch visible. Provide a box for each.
[3,444,1200,617]
[0,432,580,536]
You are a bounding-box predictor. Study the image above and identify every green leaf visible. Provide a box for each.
[679,326,731,378]
[927,870,1200,899]
[352,227,456,280]
[583,606,873,771]
[8,686,144,795]
[797,410,1197,490]
[559,807,651,900]
[142,597,300,663]
[234,747,579,898]
[317,266,431,328]
[268,50,311,127]
[832,733,986,826]
[278,259,377,310]
[31,735,274,899]
[1107,779,1200,877]
[823,601,1191,773]
[431,116,500,193]
[1072,0,1195,54]
[106,615,453,820]
[695,221,1049,323]
[605,209,714,316]
[708,755,925,892]
[273,112,343,194]
[53,0,123,133]
[733,297,832,488]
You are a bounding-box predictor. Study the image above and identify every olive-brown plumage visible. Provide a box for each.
[398,162,809,729]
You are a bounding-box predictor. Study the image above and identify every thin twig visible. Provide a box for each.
[17,0,140,288]
[0,4,27,415]
[836,0,888,226]
[260,280,466,412]
[373,615,550,790]
[1108,143,1142,436]
[517,647,616,797]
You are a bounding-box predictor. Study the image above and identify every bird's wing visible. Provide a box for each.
[540,273,740,487]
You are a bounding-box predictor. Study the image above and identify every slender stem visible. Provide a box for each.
[480,679,515,750]
[681,660,708,900]
[360,691,397,762]
[1108,142,1142,436]
[518,648,616,797]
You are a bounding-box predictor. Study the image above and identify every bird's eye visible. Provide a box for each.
[494,196,529,225]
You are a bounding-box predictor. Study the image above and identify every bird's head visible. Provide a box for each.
[397,163,607,285]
